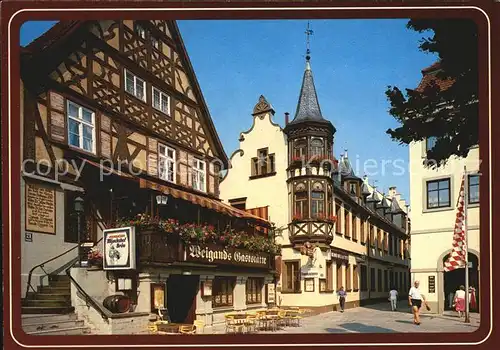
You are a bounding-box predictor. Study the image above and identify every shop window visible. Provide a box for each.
[370,268,376,292]
[212,277,235,307]
[345,264,352,291]
[282,261,301,293]
[326,261,333,291]
[246,278,263,304]
[384,270,389,292]
[353,265,359,291]
[336,263,343,291]
[361,266,367,291]
[377,269,382,292]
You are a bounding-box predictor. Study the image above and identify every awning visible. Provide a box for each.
[139,178,271,227]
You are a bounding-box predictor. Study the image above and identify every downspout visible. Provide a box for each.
[366,215,371,303]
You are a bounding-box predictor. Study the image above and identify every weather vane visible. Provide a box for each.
[305,21,313,59]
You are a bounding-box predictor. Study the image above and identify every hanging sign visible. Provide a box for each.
[103,227,136,270]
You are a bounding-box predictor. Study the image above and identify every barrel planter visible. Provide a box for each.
[103,295,131,313]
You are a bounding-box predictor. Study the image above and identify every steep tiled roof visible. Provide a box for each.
[416,61,455,93]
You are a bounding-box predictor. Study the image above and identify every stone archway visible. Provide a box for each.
[436,249,480,314]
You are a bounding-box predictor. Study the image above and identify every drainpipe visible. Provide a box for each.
[366,215,371,304]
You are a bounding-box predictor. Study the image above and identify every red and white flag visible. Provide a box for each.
[443,175,467,272]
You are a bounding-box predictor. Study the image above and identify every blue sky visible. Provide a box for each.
[20,20,437,203]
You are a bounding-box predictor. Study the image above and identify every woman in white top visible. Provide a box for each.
[408,280,429,325]
[388,287,398,311]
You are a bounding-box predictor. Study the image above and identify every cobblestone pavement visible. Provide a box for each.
[256,301,480,334]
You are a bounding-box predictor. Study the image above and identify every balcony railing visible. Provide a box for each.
[136,229,275,270]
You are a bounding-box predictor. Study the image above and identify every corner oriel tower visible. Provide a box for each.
[284,23,337,249]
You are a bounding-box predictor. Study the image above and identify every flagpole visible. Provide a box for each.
[464,166,470,323]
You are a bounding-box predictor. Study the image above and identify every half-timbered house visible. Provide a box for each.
[20,20,278,334]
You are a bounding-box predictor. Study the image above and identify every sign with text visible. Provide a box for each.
[103,227,136,270]
[25,182,56,234]
[428,276,436,293]
[330,249,349,263]
[266,283,276,304]
[185,244,270,269]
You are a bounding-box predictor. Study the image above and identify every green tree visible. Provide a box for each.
[386,19,478,167]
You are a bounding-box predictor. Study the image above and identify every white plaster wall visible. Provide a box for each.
[21,177,78,297]
[219,112,289,244]
[409,142,480,271]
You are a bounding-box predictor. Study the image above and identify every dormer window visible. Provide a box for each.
[349,183,357,196]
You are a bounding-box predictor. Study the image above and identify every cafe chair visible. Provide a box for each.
[193,320,205,334]
[225,315,244,334]
[179,325,196,335]
[244,314,257,333]
[290,310,304,327]
[148,322,158,335]
[277,310,288,328]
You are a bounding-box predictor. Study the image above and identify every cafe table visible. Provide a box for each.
[156,323,193,335]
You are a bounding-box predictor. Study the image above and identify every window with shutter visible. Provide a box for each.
[353,265,359,291]
[346,264,352,291]
[336,263,343,291]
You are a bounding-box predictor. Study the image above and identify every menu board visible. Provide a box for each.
[428,276,436,294]
[25,182,56,234]
[266,283,276,304]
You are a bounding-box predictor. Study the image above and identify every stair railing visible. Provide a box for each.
[25,204,108,299]
[25,243,82,299]
[65,253,110,320]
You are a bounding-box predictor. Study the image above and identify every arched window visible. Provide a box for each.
[310,138,324,157]
[294,140,307,159]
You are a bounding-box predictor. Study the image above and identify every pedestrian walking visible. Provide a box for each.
[408,280,429,325]
[454,285,466,318]
[469,286,477,311]
[388,286,398,311]
[337,286,347,313]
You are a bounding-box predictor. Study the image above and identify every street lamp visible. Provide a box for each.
[74,197,85,267]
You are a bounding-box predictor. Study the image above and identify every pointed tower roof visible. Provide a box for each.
[361,176,372,196]
[390,197,405,214]
[340,150,361,181]
[289,58,327,124]
[379,195,391,209]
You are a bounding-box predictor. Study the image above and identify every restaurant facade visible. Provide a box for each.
[20,20,278,334]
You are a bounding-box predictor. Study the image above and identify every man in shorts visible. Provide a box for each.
[408,280,428,325]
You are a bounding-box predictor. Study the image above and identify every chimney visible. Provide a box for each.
[285,112,289,125]
[389,186,397,198]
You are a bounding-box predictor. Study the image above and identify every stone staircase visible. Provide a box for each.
[22,274,74,314]
[22,313,91,335]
